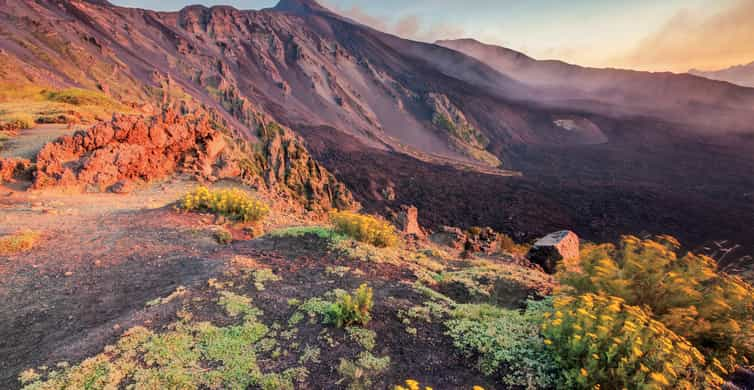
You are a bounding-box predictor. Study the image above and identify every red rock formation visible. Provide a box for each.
[0,157,31,183]
[394,205,426,239]
[34,109,233,191]
[31,108,358,212]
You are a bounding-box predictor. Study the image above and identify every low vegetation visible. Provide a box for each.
[330,211,398,248]
[0,84,129,128]
[268,225,346,242]
[497,233,530,256]
[44,88,117,107]
[559,235,754,374]
[337,351,390,390]
[0,230,40,256]
[19,292,304,390]
[325,284,374,328]
[180,186,269,223]
[446,300,559,388]
[438,234,753,389]
[14,223,753,389]
[542,293,714,389]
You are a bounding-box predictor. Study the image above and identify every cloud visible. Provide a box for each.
[328,4,465,43]
[614,0,754,72]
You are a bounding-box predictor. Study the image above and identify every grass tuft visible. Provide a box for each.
[268,226,347,242]
[0,230,40,255]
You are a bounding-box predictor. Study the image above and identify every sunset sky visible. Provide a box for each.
[111,0,754,72]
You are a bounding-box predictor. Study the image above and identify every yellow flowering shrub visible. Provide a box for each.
[330,211,398,248]
[541,293,720,389]
[559,235,754,373]
[394,380,484,390]
[179,186,269,223]
[394,379,433,390]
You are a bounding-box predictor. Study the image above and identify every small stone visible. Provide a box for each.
[109,180,135,194]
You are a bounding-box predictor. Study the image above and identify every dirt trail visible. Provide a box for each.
[0,176,239,388]
[0,124,78,160]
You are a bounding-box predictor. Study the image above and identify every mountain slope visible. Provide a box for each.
[690,62,754,88]
[437,38,754,134]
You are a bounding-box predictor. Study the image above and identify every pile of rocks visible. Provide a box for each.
[34,108,234,192]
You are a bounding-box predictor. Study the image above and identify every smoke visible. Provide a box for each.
[329,5,465,43]
[614,0,754,72]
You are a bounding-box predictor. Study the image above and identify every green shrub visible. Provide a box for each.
[268,226,346,242]
[180,186,269,223]
[330,211,398,247]
[347,327,376,351]
[325,284,374,328]
[559,235,754,373]
[542,293,720,389]
[446,299,559,388]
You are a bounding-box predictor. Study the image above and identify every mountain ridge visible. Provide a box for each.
[690,61,754,88]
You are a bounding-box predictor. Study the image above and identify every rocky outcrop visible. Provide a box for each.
[392,205,426,239]
[33,108,234,191]
[253,122,358,212]
[527,230,580,274]
[32,107,357,212]
[430,226,467,250]
[426,93,500,167]
[463,227,502,254]
[0,157,32,183]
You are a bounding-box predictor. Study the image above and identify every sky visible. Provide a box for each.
[111,0,754,72]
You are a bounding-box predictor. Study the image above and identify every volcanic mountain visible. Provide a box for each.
[1,0,754,257]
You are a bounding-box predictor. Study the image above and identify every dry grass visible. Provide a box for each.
[0,230,40,255]
[0,84,131,128]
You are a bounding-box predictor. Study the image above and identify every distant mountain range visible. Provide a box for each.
[436,38,754,133]
[690,62,754,88]
[1,0,753,258]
